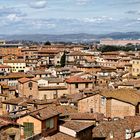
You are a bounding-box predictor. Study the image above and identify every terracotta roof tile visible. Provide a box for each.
[0,117,19,128]
[18,77,30,83]
[55,105,77,116]
[0,65,11,68]
[93,116,140,139]
[0,72,34,79]
[2,97,27,106]
[4,59,25,63]
[30,106,59,120]
[39,86,67,90]
[65,76,92,83]
[70,113,104,121]
[18,77,37,83]
[100,89,140,106]
[68,51,92,56]
[62,121,94,132]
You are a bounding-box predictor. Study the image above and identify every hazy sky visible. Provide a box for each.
[0,0,140,34]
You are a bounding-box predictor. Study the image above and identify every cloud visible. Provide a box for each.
[6,14,22,22]
[76,0,91,5]
[82,16,113,23]
[30,19,56,29]
[0,6,26,24]
[0,17,136,34]
[29,0,47,9]
[126,10,140,15]
[0,7,26,17]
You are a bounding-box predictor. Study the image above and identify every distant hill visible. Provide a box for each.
[0,32,140,42]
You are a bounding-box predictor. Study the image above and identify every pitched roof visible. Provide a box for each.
[101,52,119,55]
[27,70,51,75]
[4,59,25,63]
[29,106,59,120]
[38,86,67,90]
[70,112,104,121]
[0,117,19,129]
[62,121,94,132]
[65,76,93,83]
[78,88,140,106]
[67,51,92,56]
[38,49,60,54]
[92,116,140,139]
[18,77,30,83]
[42,77,64,83]
[0,72,34,79]
[55,105,77,116]
[18,77,37,83]
[0,65,11,68]
[2,97,27,106]
[100,89,140,106]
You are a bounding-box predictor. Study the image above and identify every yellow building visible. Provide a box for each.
[132,58,140,77]
[3,59,26,72]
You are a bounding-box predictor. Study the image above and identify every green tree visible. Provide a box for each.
[44,41,51,45]
[60,52,66,67]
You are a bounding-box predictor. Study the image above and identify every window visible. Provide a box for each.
[6,104,10,112]
[90,108,93,113]
[28,82,33,90]
[46,118,54,129]
[85,83,89,88]
[101,96,106,105]
[23,122,34,138]
[44,94,47,100]
[137,69,139,72]
[75,83,78,88]
[53,92,57,99]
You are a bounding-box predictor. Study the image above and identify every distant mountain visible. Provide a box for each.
[0,32,140,42]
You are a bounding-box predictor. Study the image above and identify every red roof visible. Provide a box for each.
[18,77,37,83]
[18,77,30,83]
[0,65,11,68]
[0,117,19,128]
[65,76,92,83]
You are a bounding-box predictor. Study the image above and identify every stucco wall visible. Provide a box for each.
[67,83,93,94]
[39,89,68,100]
[108,99,135,118]
[18,81,39,98]
[17,115,41,139]
[78,94,106,115]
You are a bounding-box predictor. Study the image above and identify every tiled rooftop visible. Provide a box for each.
[70,112,104,121]
[62,120,94,132]
[65,76,93,83]
[101,89,140,106]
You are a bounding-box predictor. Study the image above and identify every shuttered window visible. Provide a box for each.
[46,118,54,129]
[23,122,34,138]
